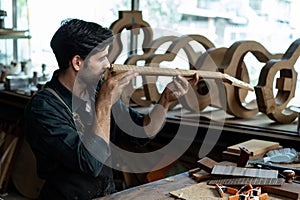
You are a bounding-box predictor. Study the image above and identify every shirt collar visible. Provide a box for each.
[45,70,86,113]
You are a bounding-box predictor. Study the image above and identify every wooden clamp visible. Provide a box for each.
[216,184,269,200]
[215,183,238,198]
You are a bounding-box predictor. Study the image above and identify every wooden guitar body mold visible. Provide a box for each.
[187,47,230,112]
[108,10,154,106]
[219,40,282,119]
[123,36,178,107]
[144,35,215,110]
[108,11,153,63]
[255,39,300,124]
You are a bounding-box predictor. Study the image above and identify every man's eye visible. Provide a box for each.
[99,56,107,62]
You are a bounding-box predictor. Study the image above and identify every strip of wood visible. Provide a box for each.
[110,64,254,91]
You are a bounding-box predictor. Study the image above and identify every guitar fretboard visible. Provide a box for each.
[208,177,285,186]
[211,165,278,178]
[110,64,254,91]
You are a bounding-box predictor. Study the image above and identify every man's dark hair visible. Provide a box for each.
[50,18,114,70]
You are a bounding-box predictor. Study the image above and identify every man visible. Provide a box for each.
[24,18,198,200]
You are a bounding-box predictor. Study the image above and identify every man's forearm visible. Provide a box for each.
[93,101,112,144]
[143,103,168,137]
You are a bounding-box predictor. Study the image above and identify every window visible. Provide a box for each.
[14,0,129,74]
[139,0,300,107]
[7,0,300,107]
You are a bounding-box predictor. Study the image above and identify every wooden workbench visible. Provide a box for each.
[1,90,300,198]
[96,172,292,200]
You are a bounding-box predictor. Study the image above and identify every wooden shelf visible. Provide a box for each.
[0,90,31,110]
[0,28,30,39]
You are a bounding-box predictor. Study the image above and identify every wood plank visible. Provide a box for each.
[169,182,224,200]
[221,148,283,163]
[110,64,254,91]
[262,183,300,200]
[197,157,219,173]
[226,139,280,156]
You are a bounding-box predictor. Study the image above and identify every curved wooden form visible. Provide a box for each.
[125,36,178,65]
[123,36,178,107]
[144,35,216,109]
[108,11,153,63]
[255,39,300,124]
[107,12,298,124]
[219,40,282,119]
[185,47,229,111]
[108,10,153,106]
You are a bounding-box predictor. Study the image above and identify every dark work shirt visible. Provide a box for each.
[24,70,147,200]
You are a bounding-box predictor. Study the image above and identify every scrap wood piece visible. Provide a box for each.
[208,177,285,186]
[169,181,225,200]
[226,139,280,156]
[211,165,278,178]
[191,169,211,182]
[197,156,219,173]
[222,149,276,163]
[262,183,300,200]
[188,167,201,176]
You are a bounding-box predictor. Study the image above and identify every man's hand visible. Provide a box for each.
[97,70,138,106]
[158,73,199,109]
[143,73,199,137]
[93,70,138,143]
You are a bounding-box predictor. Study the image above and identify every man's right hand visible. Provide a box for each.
[96,70,138,106]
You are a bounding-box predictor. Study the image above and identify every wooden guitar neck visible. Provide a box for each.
[110,64,254,91]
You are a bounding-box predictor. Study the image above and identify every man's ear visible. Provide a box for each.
[71,55,82,72]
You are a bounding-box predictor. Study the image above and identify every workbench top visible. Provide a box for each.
[96,172,292,200]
